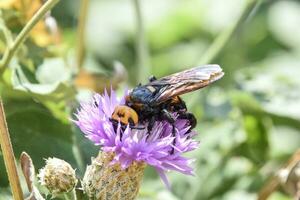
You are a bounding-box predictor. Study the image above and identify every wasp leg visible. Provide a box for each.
[128,117,135,127]
[148,75,157,82]
[128,117,141,129]
[109,117,144,132]
[146,116,156,139]
[130,125,146,130]
[178,112,197,131]
[128,118,145,130]
[162,109,176,126]
[109,118,118,128]
[109,118,125,139]
[162,109,177,154]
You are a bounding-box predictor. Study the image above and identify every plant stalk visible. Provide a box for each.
[63,189,77,200]
[132,0,151,83]
[76,0,90,69]
[72,130,85,172]
[0,0,60,70]
[0,98,23,200]
[198,0,262,64]
[258,150,300,200]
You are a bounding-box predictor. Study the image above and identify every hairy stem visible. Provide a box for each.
[132,0,151,83]
[198,0,262,64]
[0,98,23,200]
[76,0,90,69]
[0,0,60,70]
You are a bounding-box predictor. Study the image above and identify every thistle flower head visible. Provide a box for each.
[74,89,199,187]
[38,157,77,195]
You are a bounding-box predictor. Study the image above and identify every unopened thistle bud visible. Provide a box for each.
[38,157,77,195]
[82,151,146,200]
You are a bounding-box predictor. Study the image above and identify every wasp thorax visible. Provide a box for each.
[112,105,138,126]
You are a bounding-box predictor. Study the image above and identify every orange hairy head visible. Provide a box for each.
[111,105,138,126]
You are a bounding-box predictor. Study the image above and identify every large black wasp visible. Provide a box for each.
[111,65,224,138]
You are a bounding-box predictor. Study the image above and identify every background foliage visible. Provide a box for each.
[1,0,300,199]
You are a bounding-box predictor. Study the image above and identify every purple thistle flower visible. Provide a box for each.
[74,89,199,188]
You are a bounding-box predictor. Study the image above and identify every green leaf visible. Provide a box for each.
[11,64,76,103]
[230,91,263,113]
[72,126,98,175]
[243,115,270,164]
[268,192,293,200]
[0,154,9,187]
[4,99,76,171]
[35,58,72,84]
[4,60,76,121]
[231,91,300,130]
[0,187,12,199]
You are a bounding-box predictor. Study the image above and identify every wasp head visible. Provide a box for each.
[111,105,139,126]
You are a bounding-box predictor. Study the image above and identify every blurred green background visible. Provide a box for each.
[1,0,300,199]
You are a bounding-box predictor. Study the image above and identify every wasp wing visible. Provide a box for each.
[148,65,224,103]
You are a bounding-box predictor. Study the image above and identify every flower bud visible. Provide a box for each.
[82,151,146,200]
[38,157,77,195]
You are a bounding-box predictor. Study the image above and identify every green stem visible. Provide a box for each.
[72,130,85,172]
[132,0,151,83]
[76,0,90,69]
[0,0,60,70]
[198,0,262,64]
[68,104,85,173]
[63,190,77,200]
[0,98,24,200]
